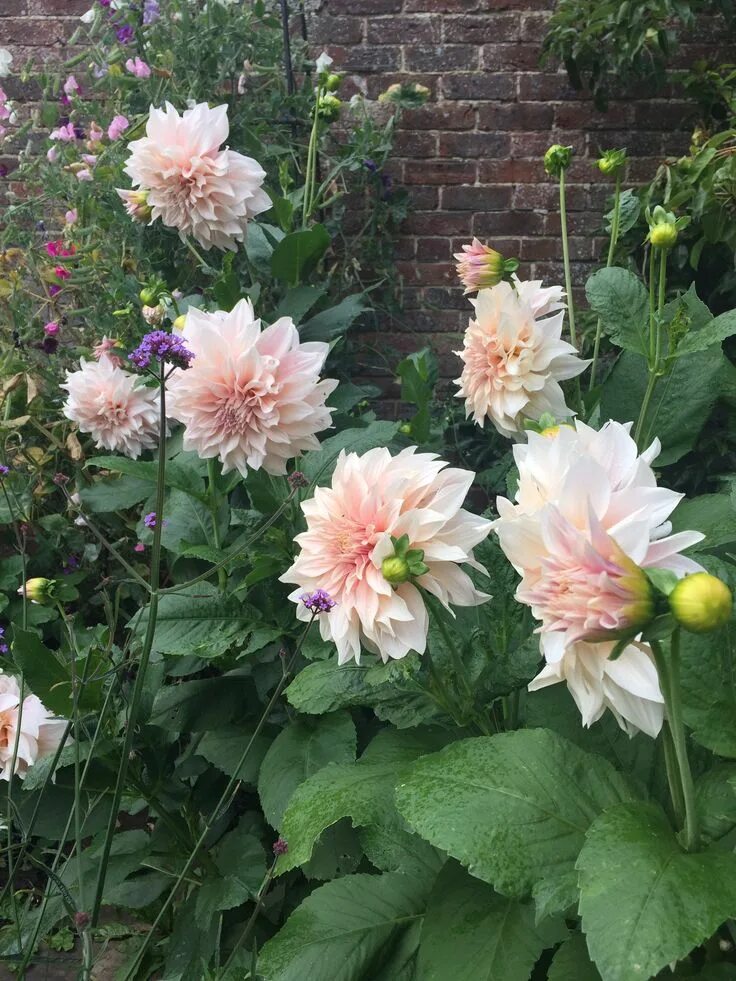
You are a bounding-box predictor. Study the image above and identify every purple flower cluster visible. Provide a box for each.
[0,626,7,655]
[129,331,194,371]
[0,465,9,478]
[287,471,308,491]
[273,837,289,856]
[116,25,134,44]
[300,589,336,615]
[142,0,160,25]
[143,512,158,529]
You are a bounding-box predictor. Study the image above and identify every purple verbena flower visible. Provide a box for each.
[142,0,160,25]
[62,554,80,575]
[143,511,157,529]
[0,465,9,478]
[287,471,308,491]
[129,331,195,371]
[273,837,288,856]
[362,159,377,172]
[116,25,134,43]
[300,589,336,615]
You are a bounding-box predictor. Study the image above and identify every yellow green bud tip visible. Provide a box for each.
[172,314,187,332]
[669,572,732,634]
[17,577,57,605]
[543,144,574,177]
[382,555,411,585]
[649,224,678,249]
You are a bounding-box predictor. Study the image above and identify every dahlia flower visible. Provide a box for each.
[494,420,704,736]
[0,671,67,781]
[454,277,588,438]
[62,355,160,458]
[281,447,493,664]
[166,299,337,478]
[453,238,507,294]
[119,101,270,251]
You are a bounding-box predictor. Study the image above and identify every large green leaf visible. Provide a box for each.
[301,420,399,486]
[271,224,331,284]
[257,711,357,829]
[85,455,205,501]
[548,934,601,981]
[194,822,265,927]
[257,872,429,981]
[417,861,565,981]
[197,724,271,782]
[695,764,736,845]
[670,492,736,552]
[79,474,152,512]
[395,729,634,914]
[11,628,72,718]
[585,266,649,355]
[600,348,735,465]
[680,556,736,758]
[577,801,736,981]
[299,294,369,343]
[677,308,736,355]
[149,671,253,732]
[132,584,251,658]
[271,284,325,324]
[276,727,453,873]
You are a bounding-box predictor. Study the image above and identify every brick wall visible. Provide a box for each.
[2,0,733,399]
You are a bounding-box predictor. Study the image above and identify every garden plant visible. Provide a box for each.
[1,2,736,981]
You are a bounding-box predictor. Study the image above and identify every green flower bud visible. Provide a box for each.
[649,223,678,248]
[669,572,732,633]
[172,314,187,331]
[597,148,627,175]
[317,93,342,122]
[544,144,574,177]
[139,287,158,305]
[382,555,411,585]
[325,73,342,92]
[18,577,57,605]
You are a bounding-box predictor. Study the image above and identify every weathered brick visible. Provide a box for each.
[311,16,364,45]
[442,184,513,211]
[477,101,554,130]
[441,72,516,100]
[340,44,401,72]
[439,131,511,159]
[330,0,402,13]
[400,102,476,130]
[366,15,440,44]
[444,13,520,44]
[403,159,477,185]
[481,43,539,71]
[403,44,479,73]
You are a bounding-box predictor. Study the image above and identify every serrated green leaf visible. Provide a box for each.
[676,308,736,355]
[301,421,399,485]
[257,711,357,829]
[85,455,205,501]
[417,861,565,981]
[548,933,601,981]
[133,584,250,658]
[396,729,634,914]
[577,801,736,981]
[149,671,253,732]
[271,224,331,284]
[197,724,271,781]
[585,266,648,355]
[257,872,429,981]
[276,727,453,873]
[79,474,152,512]
[695,764,736,845]
[299,294,369,343]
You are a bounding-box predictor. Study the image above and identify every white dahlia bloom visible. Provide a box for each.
[61,355,160,458]
[494,420,704,737]
[280,447,493,665]
[454,277,588,438]
[0,672,67,781]
[119,102,270,251]
[167,299,337,478]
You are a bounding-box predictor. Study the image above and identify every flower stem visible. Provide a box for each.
[589,173,621,391]
[122,621,314,979]
[302,83,323,228]
[651,635,699,851]
[661,721,685,826]
[90,361,168,926]
[221,855,279,974]
[635,246,668,449]
[559,170,582,415]
[207,458,227,591]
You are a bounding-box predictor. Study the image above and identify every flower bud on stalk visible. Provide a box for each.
[669,572,732,634]
[597,148,627,175]
[453,239,518,294]
[381,534,429,586]
[646,204,679,249]
[543,143,573,177]
[17,577,57,605]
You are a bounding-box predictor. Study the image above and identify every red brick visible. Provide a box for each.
[477,101,554,130]
[403,160,477,185]
[311,16,364,45]
[518,72,582,101]
[366,16,440,44]
[404,212,471,236]
[1,17,71,45]
[340,45,401,72]
[444,13,520,43]
[482,43,539,71]
[405,0,481,10]
[400,103,476,130]
[439,131,511,159]
[441,73,516,100]
[404,45,479,72]
[330,0,401,12]
[474,209,545,235]
[365,73,438,99]
[394,130,438,158]
[442,185,513,210]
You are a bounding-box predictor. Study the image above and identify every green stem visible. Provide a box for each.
[662,721,685,826]
[302,84,323,228]
[207,458,227,591]
[221,857,279,974]
[633,370,658,448]
[90,361,168,927]
[589,173,621,391]
[122,623,314,979]
[651,635,699,851]
[559,170,582,415]
[648,245,657,366]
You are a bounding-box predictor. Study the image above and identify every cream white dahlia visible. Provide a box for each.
[166,299,337,478]
[454,277,588,438]
[119,102,270,250]
[0,671,67,781]
[281,447,493,664]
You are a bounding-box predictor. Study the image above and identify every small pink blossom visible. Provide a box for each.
[107,113,129,140]
[44,321,60,337]
[133,542,145,553]
[81,153,97,166]
[76,168,93,182]
[54,265,71,280]
[63,75,81,97]
[88,121,104,144]
[47,146,59,163]
[50,122,76,142]
[93,335,124,367]
[65,208,78,225]
[125,57,151,78]
[454,239,506,294]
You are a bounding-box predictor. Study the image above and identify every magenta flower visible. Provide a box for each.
[54,265,71,281]
[50,122,76,142]
[44,321,60,337]
[65,209,78,225]
[63,75,81,98]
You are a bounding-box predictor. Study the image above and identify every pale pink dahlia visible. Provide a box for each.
[494,420,704,736]
[454,277,588,438]
[454,238,506,294]
[119,102,270,251]
[61,355,160,458]
[0,671,67,781]
[280,447,493,664]
[166,299,337,478]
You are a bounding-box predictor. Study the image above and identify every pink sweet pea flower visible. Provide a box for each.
[107,113,129,140]
[50,122,76,142]
[125,57,151,78]
[63,75,81,97]
[65,208,78,225]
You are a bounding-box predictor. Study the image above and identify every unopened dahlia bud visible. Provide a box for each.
[381,555,411,585]
[597,148,627,175]
[453,239,518,295]
[544,144,573,177]
[647,205,678,249]
[669,572,732,633]
[380,534,429,586]
[142,304,164,326]
[117,188,152,223]
[172,314,187,332]
[317,93,341,122]
[17,577,57,605]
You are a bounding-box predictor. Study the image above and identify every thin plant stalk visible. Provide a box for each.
[589,172,621,390]
[90,360,168,926]
[634,246,668,447]
[651,634,699,851]
[122,621,315,980]
[221,855,279,975]
[558,169,582,414]
[302,83,323,228]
